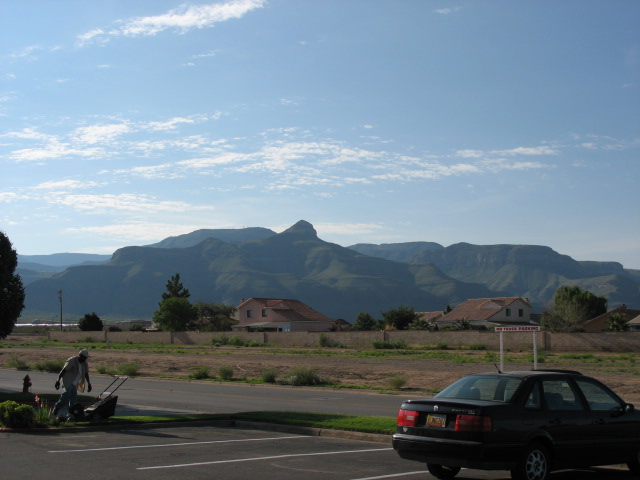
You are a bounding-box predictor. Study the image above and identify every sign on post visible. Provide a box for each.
[494,325,541,372]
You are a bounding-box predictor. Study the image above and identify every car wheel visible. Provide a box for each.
[426,463,461,479]
[628,449,640,477]
[511,443,550,480]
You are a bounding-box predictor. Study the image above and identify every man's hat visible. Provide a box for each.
[79,349,90,358]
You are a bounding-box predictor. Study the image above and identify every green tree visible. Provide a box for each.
[607,313,628,332]
[541,285,607,332]
[409,317,431,330]
[382,305,421,331]
[0,231,25,339]
[78,312,103,331]
[194,302,237,331]
[352,312,380,331]
[161,273,190,300]
[153,297,198,332]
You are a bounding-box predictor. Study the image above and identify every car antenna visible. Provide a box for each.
[494,363,502,374]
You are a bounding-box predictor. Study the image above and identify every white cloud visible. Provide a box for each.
[33,180,104,190]
[49,193,213,214]
[72,123,131,144]
[78,0,265,45]
[434,7,462,15]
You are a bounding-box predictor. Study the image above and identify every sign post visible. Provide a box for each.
[494,325,541,372]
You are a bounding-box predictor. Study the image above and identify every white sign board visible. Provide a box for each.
[495,325,541,371]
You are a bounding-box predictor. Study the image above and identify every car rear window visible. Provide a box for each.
[435,375,523,402]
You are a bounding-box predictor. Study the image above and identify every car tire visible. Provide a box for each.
[511,442,550,480]
[628,449,640,477]
[426,463,461,479]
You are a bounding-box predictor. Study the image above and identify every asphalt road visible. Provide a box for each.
[0,369,407,417]
[2,423,636,480]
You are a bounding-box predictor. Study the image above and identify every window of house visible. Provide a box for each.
[262,309,268,317]
[506,308,511,317]
[519,309,524,317]
[246,310,252,318]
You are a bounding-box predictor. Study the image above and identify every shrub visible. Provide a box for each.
[388,375,407,390]
[96,364,114,375]
[468,343,487,351]
[371,340,407,350]
[117,362,140,376]
[34,359,65,373]
[107,326,122,332]
[6,354,29,370]
[283,367,325,386]
[129,324,144,331]
[190,365,211,379]
[260,368,278,383]
[218,365,234,381]
[228,336,245,347]
[0,401,35,428]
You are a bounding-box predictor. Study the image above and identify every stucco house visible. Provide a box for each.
[438,297,533,328]
[232,297,337,332]
[582,305,640,332]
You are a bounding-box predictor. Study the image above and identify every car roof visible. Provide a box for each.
[471,369,583,378]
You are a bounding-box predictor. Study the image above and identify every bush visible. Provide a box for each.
[107,326,122,332]
[117,362,140,376]
[0,401,35,428]
[218,365,234,381]
[6,354,29,370]
[371,340,407,350]
[190,365,211,379]
[129,324,144,331]
[283,367,325,386]
[388,375,407,390]
[260,368,278,383]
[34,359,65,373]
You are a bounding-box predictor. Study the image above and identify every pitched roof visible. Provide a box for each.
[439,297,529,323]
[582,305,640,331]
[238,297,334,322]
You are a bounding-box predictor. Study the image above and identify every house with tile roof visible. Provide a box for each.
[232,298,337,332]
[581,305,640,332]
[437,297,533,328]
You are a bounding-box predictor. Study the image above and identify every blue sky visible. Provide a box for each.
[1,0,639,268]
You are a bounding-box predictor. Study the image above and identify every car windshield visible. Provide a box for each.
[435,375,523,402]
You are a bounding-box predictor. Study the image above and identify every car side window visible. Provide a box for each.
[576,379,622,411]
[541,380,584,411]
[525,381,542,409]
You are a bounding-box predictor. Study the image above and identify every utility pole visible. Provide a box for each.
[58,289,63,331]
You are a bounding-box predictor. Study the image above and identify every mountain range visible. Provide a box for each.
[19,220,640,321]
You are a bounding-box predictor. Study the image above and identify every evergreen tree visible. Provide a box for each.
[162,273,190,300]
[0,231,25,339]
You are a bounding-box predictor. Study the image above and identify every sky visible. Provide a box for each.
[1,0,639,269]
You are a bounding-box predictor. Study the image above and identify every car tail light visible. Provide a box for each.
[397,409,419,427]
[455,414,492,432]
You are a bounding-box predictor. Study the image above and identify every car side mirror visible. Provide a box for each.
[625,403,634,414]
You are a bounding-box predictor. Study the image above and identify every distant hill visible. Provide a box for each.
[23,221,496,320]
[146,227,275,248]
[17,253,112,286]
[348,242,640,309]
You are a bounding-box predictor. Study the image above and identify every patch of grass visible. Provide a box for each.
[189,365,211,380]
[388,375,407,390]
[7,354,29,371]
[117,362,140,376]
[371,340,407,350]
[281,367,326,386]
[218,365,234,381]
[231,411,396,435]
[260,368,278,383]
[34,359,65,373]
[468,343,487,350]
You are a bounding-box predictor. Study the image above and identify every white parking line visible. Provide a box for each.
[48,435,305,453]
[137,447,393,470]
[350,472,427,480]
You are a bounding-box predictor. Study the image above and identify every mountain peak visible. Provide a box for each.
[282,220,317,237]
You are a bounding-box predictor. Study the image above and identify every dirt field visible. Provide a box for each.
[2,336,639,404]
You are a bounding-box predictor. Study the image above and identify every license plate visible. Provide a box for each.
[427,413,446,428]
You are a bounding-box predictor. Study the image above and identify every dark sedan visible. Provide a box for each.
[392,369,640,480]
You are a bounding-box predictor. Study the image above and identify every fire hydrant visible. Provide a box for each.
[22,375,32,393]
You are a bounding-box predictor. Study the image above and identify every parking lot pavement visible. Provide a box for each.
[1,424,637,480]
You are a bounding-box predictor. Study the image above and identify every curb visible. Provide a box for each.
[0,419,391,444]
